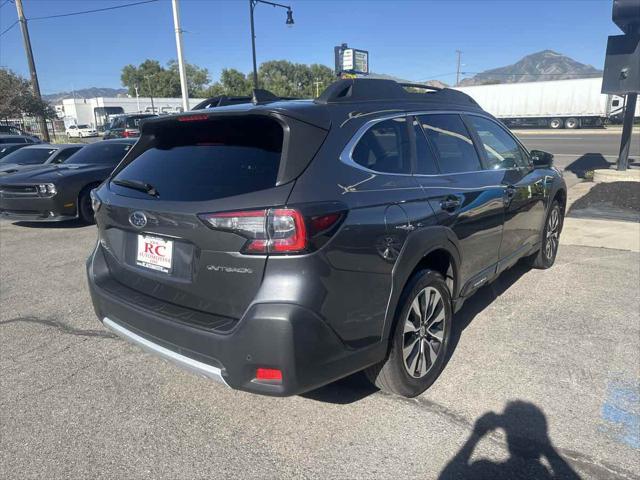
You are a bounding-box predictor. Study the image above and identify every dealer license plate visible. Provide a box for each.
[136,235,173,273]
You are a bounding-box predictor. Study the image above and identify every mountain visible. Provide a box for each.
[459,50,602,86]
[43,87,128,103]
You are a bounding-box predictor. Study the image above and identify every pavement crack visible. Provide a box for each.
[0,316,117,339]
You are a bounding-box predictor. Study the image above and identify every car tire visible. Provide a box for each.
[565,117,579,129]
[365,269,452,397]
[526,200,563,269]
[78,186,96,224]
[549,118,563,129]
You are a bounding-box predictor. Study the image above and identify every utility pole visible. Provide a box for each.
[171,0,189,111]
[15,0,50,142]
[455,50,462,87]
[313,80,322,97]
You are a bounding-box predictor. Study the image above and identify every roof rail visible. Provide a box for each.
[314,78,478,106]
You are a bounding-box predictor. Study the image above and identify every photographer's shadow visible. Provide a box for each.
[439,401,581,480]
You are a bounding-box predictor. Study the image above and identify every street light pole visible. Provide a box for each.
[15,0,50,142]
[171,0,190,111]
[248,0,294,90]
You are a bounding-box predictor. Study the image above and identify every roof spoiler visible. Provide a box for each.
[314,78,478,106]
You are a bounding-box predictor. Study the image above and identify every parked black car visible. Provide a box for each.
[0,135,41,145]
[0,144,84,176]
[0,139,134,222]
[103,114,156,139]
[0,125,41,142]
[87,79,566,398]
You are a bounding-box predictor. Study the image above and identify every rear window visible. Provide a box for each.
[111,116,283,202]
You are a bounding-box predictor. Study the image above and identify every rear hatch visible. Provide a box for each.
[97,110,328,325]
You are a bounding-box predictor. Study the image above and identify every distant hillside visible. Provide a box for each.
[43,87,128,103]
[459,50,602,86]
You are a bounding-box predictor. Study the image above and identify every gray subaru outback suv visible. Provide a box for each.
[87,79,565,397]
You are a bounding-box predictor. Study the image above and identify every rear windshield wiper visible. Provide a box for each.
[112,179,159,197]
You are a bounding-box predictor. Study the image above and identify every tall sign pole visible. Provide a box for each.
[171,0,190,112]
[15,0,50,142]
[456,50,462,86]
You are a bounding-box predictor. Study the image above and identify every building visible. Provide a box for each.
[56,96,206,130]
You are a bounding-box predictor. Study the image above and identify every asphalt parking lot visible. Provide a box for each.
[1,130,639,480]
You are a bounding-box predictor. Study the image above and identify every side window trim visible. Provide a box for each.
[343,114,414,176]
[341,110,526,177]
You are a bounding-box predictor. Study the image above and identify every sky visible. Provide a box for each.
[0,0,621,94]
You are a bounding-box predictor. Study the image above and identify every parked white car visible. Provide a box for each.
[66,124,98,138]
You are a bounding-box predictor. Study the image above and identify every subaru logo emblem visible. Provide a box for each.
[129,211,147,228]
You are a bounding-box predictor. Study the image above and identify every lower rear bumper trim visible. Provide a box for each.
[102,316,229,387]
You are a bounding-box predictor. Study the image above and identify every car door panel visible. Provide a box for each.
[463,114,546,266]
[413,114,504,293]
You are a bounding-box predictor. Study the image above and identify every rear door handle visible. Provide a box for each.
[440,197,461,212]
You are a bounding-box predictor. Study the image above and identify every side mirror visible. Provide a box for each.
[530,150,554,168]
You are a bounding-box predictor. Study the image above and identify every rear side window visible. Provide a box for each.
[352,118,411,174]
[467,116,529,169]
[54,147,82,163]
[111,117,283,202]
[418,114,481,174]
[66,143,131,165]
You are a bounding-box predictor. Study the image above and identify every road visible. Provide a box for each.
[516,128,639,187]
[1,219,639,479]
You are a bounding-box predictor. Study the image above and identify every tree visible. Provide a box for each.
[0,68,55,120]
[121,59,210,98]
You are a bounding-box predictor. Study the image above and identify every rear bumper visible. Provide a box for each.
[87,244,384,396]
[102,317,228,386]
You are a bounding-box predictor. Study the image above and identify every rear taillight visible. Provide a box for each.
[199,207,343,255]
[123,129,138,138]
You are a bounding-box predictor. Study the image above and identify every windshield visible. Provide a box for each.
[78,124,91,129]
[66,142,132,165]
[0,148,56,165]
[0,145,25,160]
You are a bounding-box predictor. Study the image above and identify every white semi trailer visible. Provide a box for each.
[455,77,636,129]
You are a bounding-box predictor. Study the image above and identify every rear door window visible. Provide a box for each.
[111,116,283,202]
[466,115,530,169]
[417,114,481,174]
[352,117,411,174]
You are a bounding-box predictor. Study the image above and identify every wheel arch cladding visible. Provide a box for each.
[553,188,567,214]
[382,226,461,345]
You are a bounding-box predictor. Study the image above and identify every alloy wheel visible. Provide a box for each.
[402,286,446,378]
[544,207,560,260]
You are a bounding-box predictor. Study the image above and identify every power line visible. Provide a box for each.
[28,0,159,21]
[0,19,18,37]
[0,0,14,10]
